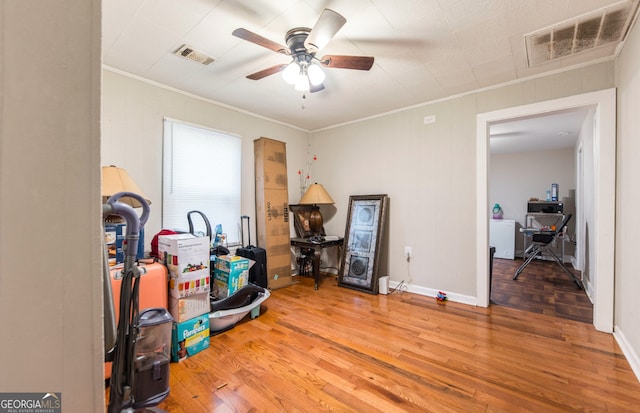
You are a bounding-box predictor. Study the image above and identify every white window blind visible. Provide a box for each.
[162,119,241,244]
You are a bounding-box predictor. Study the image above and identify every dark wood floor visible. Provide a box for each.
[490,257,593,324]
[125,273,640,413]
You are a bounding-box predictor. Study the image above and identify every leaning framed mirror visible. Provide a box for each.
[338,194,388,294]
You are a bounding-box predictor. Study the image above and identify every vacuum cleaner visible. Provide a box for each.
[104,192,172,413]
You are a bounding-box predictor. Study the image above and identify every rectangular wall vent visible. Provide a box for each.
[525,0,639,66]
[173,44,215,65]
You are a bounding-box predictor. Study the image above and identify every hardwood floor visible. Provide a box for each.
[138,274,640,412]
[490,257,593,324]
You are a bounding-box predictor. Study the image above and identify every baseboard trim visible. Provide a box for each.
[388,280,477,306]
[613,325,640,383]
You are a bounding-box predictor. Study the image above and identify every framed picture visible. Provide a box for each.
[339,194,388,294]
[289,204,324,238]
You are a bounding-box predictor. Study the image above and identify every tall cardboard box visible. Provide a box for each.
[254,137,293,289]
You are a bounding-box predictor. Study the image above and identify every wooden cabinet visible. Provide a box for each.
[254,137,293,289]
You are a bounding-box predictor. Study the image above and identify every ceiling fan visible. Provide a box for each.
[232,9,374,93]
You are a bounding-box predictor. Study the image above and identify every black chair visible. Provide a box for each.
[513,213,582,288]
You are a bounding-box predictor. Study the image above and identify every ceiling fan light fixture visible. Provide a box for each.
[307,64,325,86]
[282,61,300,84]
[234,9,374,93]
[294,73,310,92]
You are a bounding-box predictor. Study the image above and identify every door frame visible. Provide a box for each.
[475,88,616,333]
[576,142,585,273]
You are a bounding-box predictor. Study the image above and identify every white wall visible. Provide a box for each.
[311,62,614,300]
[489,147,576,255]
[614,14,640,379]
[101,69,310,248]
[0,1,104,410]
[577,110,596,295]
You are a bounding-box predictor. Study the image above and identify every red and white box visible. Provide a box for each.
[158,233,210,298]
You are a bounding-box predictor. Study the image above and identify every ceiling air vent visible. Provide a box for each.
[525,0,639,67]
[173,45,215,65]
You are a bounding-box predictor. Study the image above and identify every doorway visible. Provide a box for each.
[487,107,592,323]
[475,88,616,333]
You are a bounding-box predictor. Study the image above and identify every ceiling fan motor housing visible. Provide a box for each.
[286,27,314,63]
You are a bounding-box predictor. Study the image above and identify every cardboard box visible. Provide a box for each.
[158,233,210,273]
[212,270,247,300]
[168,292,210,323]
[257,189,290,237]
[158,233,211,298]
[254,137,288,190]
[105,222,144,266]
[212,255,249,300]
[168,273,210,298]
[263,233,293,289]
[254,137,293,289]
[171,314,210,362]
[214,254,250,273]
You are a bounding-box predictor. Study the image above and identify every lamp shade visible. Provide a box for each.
[282,61,300,85]
[307,64,325,86]
[102,165,151,208]
[294,73,310,92]
[299,183,334,205]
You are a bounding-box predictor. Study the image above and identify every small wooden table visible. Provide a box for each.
[290,237,344,290]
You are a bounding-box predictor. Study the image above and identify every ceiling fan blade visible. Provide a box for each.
[310,83,325,93]
[232,28,288,54]
[320,55,374,70]
[246,64,288,80]
[304,9,346,53]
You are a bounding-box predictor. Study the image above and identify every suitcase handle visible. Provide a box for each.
[188,210,212,238]
[241,215,250,247]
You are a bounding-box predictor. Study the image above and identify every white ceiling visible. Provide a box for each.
[103,0,638,132]
[489,106,592,155]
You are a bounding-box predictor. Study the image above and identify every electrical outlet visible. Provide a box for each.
[404,246,412,259]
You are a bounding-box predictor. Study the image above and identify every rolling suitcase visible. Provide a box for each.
[105,262,168,380]
[236,215,268,288]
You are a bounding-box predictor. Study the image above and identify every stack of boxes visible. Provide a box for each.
[157,233,211,362]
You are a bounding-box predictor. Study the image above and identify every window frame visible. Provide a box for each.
[162,118,241,245]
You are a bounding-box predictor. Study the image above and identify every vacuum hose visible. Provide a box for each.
[103,192,150,413]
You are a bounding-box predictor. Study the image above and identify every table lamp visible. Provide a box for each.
[299,183,334,236]
[102,165,151,208]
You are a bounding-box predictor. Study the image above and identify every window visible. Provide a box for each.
[162,118,241,244]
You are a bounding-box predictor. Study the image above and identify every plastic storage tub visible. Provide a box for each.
[209,288,270,334]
